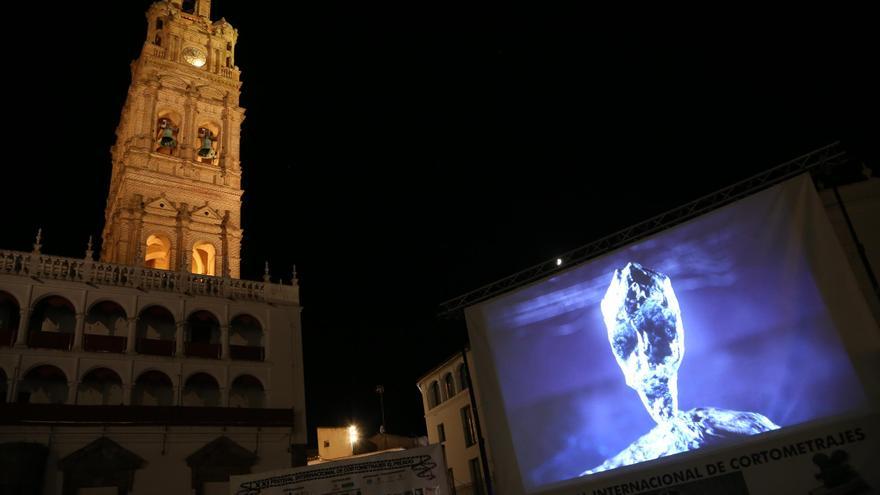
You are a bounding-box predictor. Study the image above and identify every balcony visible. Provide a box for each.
[0,249,297,304]
[0,328,14,347]
[185,342,221,359]
[27,331,72,350]
[0,404,295,427]
[230,345,264,361]
[83,334,127,353]
[136,338,175,357]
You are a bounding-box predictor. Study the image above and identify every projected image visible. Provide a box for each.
[472,177,869,492]
[583,262,778,475]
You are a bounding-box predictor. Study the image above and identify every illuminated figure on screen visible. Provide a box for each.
[582,262,779,475]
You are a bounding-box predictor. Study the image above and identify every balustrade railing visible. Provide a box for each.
[0,249,295,303]
[145,43,166,59]
[137,338,175,357]
[185,341,221,359]
[230,345,265,361]
[83,334,127,353]
[28,331,73,350]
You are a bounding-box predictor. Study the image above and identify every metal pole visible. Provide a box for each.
[461,349,493,495]
[376,385,386,432]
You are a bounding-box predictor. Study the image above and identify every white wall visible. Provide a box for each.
[418,353,492,494]
[0,425,293,495]
[317,427,353,460]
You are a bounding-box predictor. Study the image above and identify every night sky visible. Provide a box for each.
[3,2,876,445]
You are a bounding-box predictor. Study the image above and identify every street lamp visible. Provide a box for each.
[348,425,359,449]
[376,385,386,435]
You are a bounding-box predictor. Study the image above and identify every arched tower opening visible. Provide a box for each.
[191,242,216,276]
[145,234,172,270]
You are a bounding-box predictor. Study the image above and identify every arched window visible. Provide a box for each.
[84,301,128,353]
[181,0,196,14]
[18,365,68,404]
[185,310,220,359]
[28,296,76,350]
[230,314,263,361]
[182,373,220,407]
[85,301,127,336]
[229,375,265,408]
[77,368,123,405]
[132,370,174,406]
[0,291,21,347]
[136,305,176,356]
[191,242,216,276]
[459,363,469,391]
[145,234,172,270]
[428,381,441,409]
[444,373,456,399]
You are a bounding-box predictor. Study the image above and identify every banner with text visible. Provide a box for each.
[545,413,880,495]
[465,174,880,494]
[230,444,450,495]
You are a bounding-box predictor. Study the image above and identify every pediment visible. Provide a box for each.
[59,437,144,471]
[198,86,226,102]
[145,196,179,217]
[186,436,257,468]
[158,75,189,91]
[192,204,222,223]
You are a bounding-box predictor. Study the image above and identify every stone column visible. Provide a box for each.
[13,309,29,348]
[126,317,138,354]
[122,384,132,406]
[220,106,231,171]
[176,368,184,406]
[220,324,230,360]
[132,209,145,267]
[146,84,159,139]
[67,381,78,405]
[176,321,186,357]
[220,386,228,407]
[72,313,85,351]
[182,96,197,160]
[5,362,17,403]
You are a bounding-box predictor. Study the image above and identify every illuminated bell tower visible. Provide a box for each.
[101,0,245,278]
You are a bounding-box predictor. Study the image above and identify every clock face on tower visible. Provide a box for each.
[182,47,207,67]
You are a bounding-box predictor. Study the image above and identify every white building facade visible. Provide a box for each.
[417,352,491,495]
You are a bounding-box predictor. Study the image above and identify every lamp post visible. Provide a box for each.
[376,385,386,449]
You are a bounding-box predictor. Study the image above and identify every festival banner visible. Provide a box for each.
[230,444,450,495]
[544,412,880,495]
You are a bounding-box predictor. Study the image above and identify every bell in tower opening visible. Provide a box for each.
[156,117,179,154]
[197,127,218,162]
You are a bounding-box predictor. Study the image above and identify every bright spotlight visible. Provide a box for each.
[348,425,359,446]
[556,258,563,266]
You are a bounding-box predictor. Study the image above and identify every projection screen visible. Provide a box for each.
[465,174,880,495]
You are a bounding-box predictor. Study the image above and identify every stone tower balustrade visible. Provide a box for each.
[0,249,296,304]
